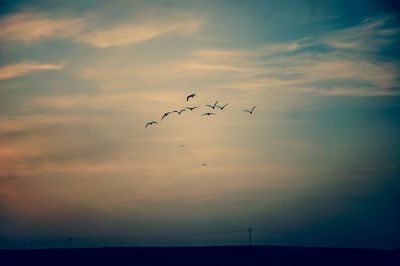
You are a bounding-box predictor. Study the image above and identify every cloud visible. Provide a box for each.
[196,50,399,96]
[192,49,246,58]
[74,16,398,98]
[0,62,63,80]
[182,17,400,96]
[183,39,310,76]
[75,20,200,48]
[192,40,305,62]
[0,12,86,43]
[323,16,399,51]
[182,62,254,72]
[0,12,201,48]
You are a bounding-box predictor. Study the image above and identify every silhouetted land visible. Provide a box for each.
[1,245,399,266]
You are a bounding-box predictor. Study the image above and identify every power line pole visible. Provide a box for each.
[248,228,252,246]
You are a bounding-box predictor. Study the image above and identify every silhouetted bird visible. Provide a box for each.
[186,93,197,101]
[244,106,256,114]
[202,112,216,116]
[185,106,200,111]
[161,112,172,120]
[206,101,219,109]
[145,121,158,128]
[173,109,186,115]
[202,163,207,166]
[216,103,229,110]
[180,144,185,148]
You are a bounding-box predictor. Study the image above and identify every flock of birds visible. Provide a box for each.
[145,93,256,128]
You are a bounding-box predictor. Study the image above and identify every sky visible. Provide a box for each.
[0,0,400,249]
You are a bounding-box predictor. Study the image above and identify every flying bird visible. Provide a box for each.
[185,106,200,111]
[202,163,207,166]
[161,112,172,120]
[180,144,185,148]
[186,93,196,101]
[244,106,256,114]
[202,112,216,116]
[145,121,158,128]
[173,109,186,115]
[216,103,229,110]
[206,101,219,109]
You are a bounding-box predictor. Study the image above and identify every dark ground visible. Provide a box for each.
[1,245,399,266]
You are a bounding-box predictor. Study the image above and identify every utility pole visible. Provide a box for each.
[68,237,72,249]
[248,228,252,246]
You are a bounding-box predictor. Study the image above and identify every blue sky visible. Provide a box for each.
[0,0,399,249]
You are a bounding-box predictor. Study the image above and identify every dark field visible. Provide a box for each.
[1,245,399,266]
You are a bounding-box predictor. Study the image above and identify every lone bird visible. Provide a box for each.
[202,163,207,166]
[202,112,216,116]
[216,103,229,110]
[185,106,200,111]
[206,101,219,109]
[173,109,186,115]
[244,106,256,114]
[145,121,158,128]
[161,112,172,120]
[186,93,196,101]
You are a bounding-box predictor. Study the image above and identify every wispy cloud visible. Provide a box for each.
[182,17,400,96]
[190,49,400,96]
[192,40,305,63]
[75,20,200,48]
[183,39,311,77]
[0,12,86,43]
[74,17,399,98]
[0,12,201,48]
[0,62,63,80]
[323,16,399,51]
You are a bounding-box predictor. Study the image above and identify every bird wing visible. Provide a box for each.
[243,110,250,113]
[186,94,195,101]
[145,123,150,128]
[205,105,213,108]
[213,101,219,107]
[222,103,228,108]
[251,106,256,112]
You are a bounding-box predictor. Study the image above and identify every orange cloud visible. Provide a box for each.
[76,20,200,48]
[0,12,86,43]
[0,61,63,79]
